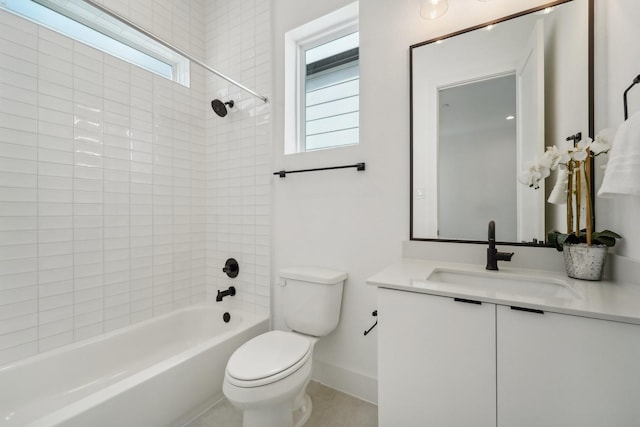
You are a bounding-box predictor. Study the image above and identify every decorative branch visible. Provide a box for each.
[583,155,593,245]
[566,162,574,234]
[575,160,581,237]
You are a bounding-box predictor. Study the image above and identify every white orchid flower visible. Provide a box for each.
[517,129,620,247]
[518,159,550,189]
[569,139,590,162]
[543,145,571,169]
[590,128,614,154]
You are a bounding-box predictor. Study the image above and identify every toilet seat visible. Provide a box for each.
[226,330,311,388]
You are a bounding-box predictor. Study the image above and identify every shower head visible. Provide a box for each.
[211,99,234,117]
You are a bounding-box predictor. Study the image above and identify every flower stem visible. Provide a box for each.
[567,162,573,234]
[575,160,581,237]
[583,154,593,245]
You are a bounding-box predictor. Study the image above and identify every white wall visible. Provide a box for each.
[439,127,517,241]
[0,0,208,365]
[271,0,561,403]
[271,0,388,403]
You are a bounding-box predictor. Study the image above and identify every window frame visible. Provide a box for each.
[0,0,190,87]
[284,2,359,155]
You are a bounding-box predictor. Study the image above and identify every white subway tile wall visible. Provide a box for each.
[0,0,272,365]
[205,0,272,316]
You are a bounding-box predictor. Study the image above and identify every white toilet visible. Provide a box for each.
[223,266,347,427]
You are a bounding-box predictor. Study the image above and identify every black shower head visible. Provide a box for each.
[211,99,234,117]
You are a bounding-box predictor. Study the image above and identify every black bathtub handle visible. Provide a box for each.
[222,258,239,278]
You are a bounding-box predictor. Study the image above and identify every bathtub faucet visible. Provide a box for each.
[216,286,236,302]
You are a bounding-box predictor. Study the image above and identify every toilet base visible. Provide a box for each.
[241,393,312,427]
[243,401,292,427]
[292,394,312,427]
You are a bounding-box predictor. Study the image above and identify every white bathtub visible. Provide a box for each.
[0,304,269,427]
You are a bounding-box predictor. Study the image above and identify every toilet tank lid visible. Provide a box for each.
[280,266,347,284]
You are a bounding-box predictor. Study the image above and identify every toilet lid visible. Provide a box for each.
[226,330,311,382]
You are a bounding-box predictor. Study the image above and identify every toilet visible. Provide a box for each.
[223,266,347,427]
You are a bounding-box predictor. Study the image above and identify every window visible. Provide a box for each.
[284,2,359,154]
[304,32,359,151]
[0,0,190,86]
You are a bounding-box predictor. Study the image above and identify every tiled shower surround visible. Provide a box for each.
[0,0,272,365]
[204,0,272,317]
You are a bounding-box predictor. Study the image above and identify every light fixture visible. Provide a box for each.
[506,115,515,120]
[420,0,448,20]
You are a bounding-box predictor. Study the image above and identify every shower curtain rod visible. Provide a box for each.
[79,0,268,103]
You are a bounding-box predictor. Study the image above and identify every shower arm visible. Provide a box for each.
[76,0,268,104]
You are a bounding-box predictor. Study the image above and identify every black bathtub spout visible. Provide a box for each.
[216,286,236,302]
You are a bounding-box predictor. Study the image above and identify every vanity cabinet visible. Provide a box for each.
[497,305,640,427]
[378,288,640,427]
[377,287,496,427]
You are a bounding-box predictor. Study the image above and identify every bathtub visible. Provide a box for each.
[0,304,269,427]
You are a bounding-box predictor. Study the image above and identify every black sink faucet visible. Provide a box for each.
[216,286,236,302]
[486,220,514,271]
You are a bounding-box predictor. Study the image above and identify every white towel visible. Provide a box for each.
[547,168,568,205]
[598,110,640,197]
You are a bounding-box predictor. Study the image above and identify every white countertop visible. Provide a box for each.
[367,258,640,325]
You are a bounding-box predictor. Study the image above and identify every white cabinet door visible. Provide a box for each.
[497,305,640,427]
[378,288,496,427]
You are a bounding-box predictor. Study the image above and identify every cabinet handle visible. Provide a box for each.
[510,306,544,314]
[454,298,482,305]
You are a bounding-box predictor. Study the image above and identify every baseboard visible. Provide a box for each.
[311,359,378,405]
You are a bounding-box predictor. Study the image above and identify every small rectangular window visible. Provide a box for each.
[304,32,359,151]
[283,2,358,155]
[0,0,190,86]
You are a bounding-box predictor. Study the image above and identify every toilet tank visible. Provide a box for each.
[280,267,347,337]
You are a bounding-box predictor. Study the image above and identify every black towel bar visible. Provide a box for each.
[273,162,365,178]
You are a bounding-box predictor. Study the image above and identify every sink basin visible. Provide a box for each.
[426,268,581,300]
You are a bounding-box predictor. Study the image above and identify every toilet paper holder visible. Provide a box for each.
[363,310,378,336]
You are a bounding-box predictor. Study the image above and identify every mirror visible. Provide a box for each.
[410,0,593,244]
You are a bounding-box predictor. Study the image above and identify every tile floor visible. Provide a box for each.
[185,381,378,427]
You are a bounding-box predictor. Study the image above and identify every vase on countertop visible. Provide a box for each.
[563,243,608,281]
